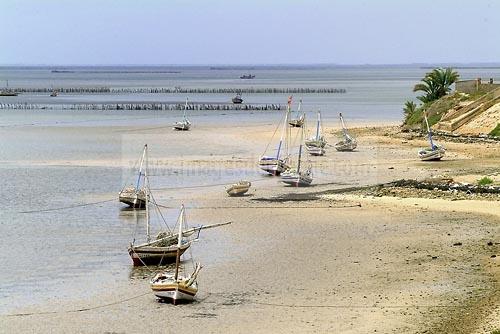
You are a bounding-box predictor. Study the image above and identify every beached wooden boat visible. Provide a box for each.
[226,180,251,196]
[288,98,305,128]
[129,189,231,266]
[282,120,313,186]
[119,144,149,208]
[334,113,357,151]
[305,110,327,156]
[173,98,191,131]
[150,205,202,304]
[259,98,291,175]
[232,92,243,104]
[419,112,445,161]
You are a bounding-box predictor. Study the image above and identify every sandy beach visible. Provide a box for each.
[1,118,498,333]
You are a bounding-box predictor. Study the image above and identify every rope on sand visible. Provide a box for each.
[18,199,115,214]
[3,292,151,317]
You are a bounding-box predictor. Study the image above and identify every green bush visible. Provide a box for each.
[490,329,500,334]
[489,123,500,137]
[478,177,494,186]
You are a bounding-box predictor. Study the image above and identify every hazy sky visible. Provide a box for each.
[1,0,498,65]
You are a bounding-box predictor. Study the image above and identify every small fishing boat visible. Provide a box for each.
[288,98,305,128]
[50,90,58,97]
[240,74,255,79]
[129,186,231,266]
[259,98,291,175]
[173,98,191,131]
[226,180,251,196]
[119,144,149,208]
[0,80,18,96]
[334,113,357,151]
[418,112,445,161]
[305,110,327,156]
[150,205,202,304]
[282,119,313,186]
[232,92,243,104]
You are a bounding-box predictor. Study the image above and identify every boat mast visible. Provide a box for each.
[276,97,291,159]
[144,145,150,242]
[297,122,304,173]
[297,99,302,118]
[135,145,147,191]
[174,205,185,281]
[423,111,435,149]
[315,110,321,140]
[340,113,348,137]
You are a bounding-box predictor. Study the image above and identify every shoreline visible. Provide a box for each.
[1,119,499,333]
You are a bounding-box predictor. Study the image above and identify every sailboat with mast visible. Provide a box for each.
[258,97,291,175]
[150,205,202,304]
[281,118,313,186]
[288,98,305,128]
[418,111,445,161]
[305,110,327,156]
[173,98,191,131]
[334,113,357,151]
[128,190,231,266]
[119,144,149,208]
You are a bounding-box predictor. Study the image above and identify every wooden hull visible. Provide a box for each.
[419,147,445,161]
[226,181,251,196]
[173,124,191,131]
[151,281,198,304]
[128,243,190,266]
[306,145,326,156]
[334,140,357,151]
[258,157,289,175]
[119,188,147,208]
[281,171,313,187]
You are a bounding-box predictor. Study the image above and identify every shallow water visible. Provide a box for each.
[1,65,499,313]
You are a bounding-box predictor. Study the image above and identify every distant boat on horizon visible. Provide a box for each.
[240,74,255,79]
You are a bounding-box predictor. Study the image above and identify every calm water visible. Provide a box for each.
[1,65,499,313]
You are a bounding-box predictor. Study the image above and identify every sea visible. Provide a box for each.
[1,65,499,313]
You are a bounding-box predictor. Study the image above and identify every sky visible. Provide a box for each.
[0,0,499,65]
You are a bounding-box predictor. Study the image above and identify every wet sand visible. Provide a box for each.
[1,119,499,333]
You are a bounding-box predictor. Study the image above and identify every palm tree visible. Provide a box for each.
[403,100,417,117]
[413,68,459,103]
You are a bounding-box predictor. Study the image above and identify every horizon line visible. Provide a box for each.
[1,62,500,67]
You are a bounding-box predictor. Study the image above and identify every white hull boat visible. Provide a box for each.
[288,98,305,128]
[306,146,326,156]
[281,168,313,186]
[151,206,202,305]
[419,145,445,161]
[174,98,191,131]
[305,110,327,156]
[258,157,289,175]
[259,97,292,175]
[282,121,313,186]
[419,112,445,161]
[173,120,191,131]
[119,145,149,208]
[334,113,357,152]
